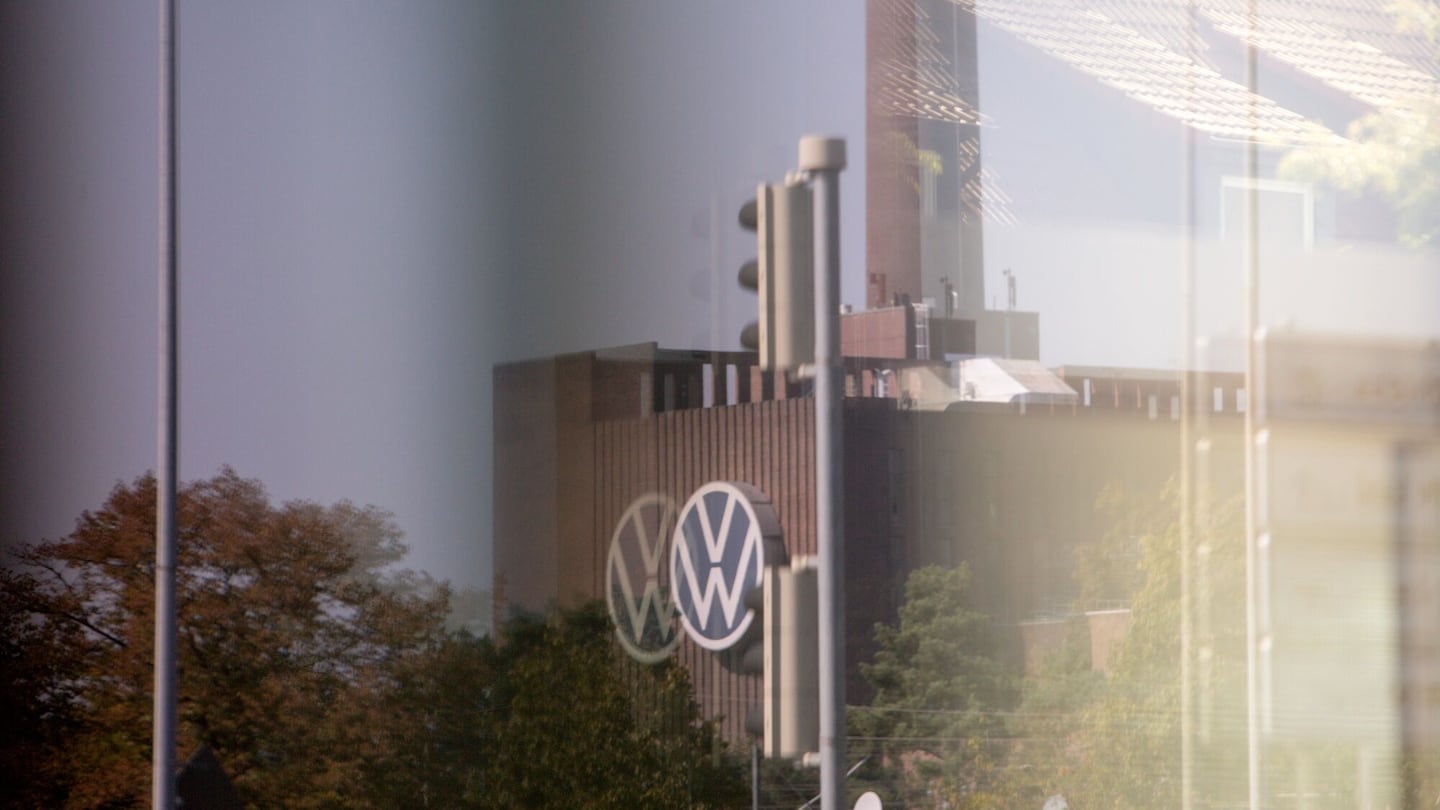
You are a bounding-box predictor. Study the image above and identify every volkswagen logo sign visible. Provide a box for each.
[606,493,681,664]
[669,482,784,651]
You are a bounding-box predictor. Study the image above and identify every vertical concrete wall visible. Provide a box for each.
[492,357,561,617]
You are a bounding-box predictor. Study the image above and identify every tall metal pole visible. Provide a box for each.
[154,0,179,806]
[1180,3,1199,807]
[1243,2,1263,805]
[799,135,846,810]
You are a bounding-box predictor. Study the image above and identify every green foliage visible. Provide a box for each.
[858,473,1425,808]
[2,469,450,808]
[1059,517,1188,809]
[433,603,748,809]
[0,567,85,808]
[879,129,945,197]
[1282,104,1440,248]
[1004,484,1250,810]
[1071,483,1176,609]
[854,564,1018,807]
[847,484,1253,808]
[997,618,1102,808]
[3,469,748,809]
[1279,4,1440,248]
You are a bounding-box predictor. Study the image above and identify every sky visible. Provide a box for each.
[0,1,866,591]
[3,1,1435,593]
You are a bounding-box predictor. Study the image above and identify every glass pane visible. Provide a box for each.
[5,1,1435,806]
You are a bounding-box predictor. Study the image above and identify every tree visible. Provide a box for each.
[2,468,449,808]
[444,602,750,809]
[1279,1,1440,248]
[5,468,753,809]
[1004,484,1250,810]
[853,564,1018,809]
[0,566,85,808]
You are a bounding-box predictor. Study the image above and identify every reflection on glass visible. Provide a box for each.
[479,0,1440,806]
[855,0,1439,806]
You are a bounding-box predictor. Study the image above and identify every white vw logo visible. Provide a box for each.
[606,493,680,664]
[670,482,768,651]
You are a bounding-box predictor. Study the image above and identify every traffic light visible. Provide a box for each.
[742,562,819,759]
[737,180,815,371]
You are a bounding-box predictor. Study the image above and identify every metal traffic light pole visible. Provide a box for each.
[799,135,846,810]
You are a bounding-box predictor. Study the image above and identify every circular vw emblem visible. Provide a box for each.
[669,482,779,651]
[606,493,680,664]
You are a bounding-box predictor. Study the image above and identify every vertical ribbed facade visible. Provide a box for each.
[493,347,1232,744]
[594,399,818,741]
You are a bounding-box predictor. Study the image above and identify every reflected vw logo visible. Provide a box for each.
[606,493,681,664]
[669,482,774,651]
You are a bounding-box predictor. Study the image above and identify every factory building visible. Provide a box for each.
[492,328,1245,740]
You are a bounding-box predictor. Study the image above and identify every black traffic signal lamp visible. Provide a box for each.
[741,563,819,759]
[737,181,815,372]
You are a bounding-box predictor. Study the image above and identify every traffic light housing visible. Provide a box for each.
[742,562,819,759]
[738,181,815,371]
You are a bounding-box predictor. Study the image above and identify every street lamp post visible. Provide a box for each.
[154,0,179,806]
[799,135,846,810]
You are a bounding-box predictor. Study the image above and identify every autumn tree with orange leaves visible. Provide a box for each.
[1,468,450,808]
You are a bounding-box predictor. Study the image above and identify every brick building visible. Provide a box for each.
[492,336,1245,740]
